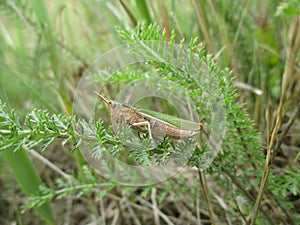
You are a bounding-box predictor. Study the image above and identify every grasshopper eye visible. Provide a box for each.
[109,101,116,108]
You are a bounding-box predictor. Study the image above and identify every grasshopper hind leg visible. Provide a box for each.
[131,121,154,146]
[131,121,153,140]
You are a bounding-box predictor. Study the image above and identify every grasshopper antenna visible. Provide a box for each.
[87,87,110,105]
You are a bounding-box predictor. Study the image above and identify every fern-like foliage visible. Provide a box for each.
[0,101,76,152]
[114,23,263,172]
[112,23,265,217]
[112,24,300,223]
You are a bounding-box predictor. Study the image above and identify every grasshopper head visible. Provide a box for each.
[108,101,116,108]
[107,101,119,114]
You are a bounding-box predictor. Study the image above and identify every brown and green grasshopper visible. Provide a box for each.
[92,90,202,140]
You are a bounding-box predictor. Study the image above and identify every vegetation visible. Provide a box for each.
[0,0,299,224]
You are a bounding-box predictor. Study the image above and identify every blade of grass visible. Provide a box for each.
[157,0,171,41]
[192,0,212,52]
[2,149,55,223]
[119,0,137,26]
[198,170,217,225]
[32,0,59,77]
[135,0,152,24]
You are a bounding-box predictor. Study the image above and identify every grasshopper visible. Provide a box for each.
[92,90,202,140]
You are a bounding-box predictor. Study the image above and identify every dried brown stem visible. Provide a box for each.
[198,170,217,225]
[250,16,300,225]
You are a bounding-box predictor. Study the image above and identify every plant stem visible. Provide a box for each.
[250,16,300,225]
[198,170,217,225]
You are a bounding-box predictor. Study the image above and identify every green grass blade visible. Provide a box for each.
[2,149,55,223]
[32,0,59,77]
[135,0,152,24]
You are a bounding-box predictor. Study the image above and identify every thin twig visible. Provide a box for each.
[107,193,174,225]
[28,150,71,181]
[234,198,249,225]
[110,209,120,225]
[271,103,300,163]
[99,199,107,225]
[125,199,142,225]
[234,81,263,95]
[198,170,217,225]
[119,0,137,26]
[196,188,201,225]
[151,188,160,225]
[137,197,174,225]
